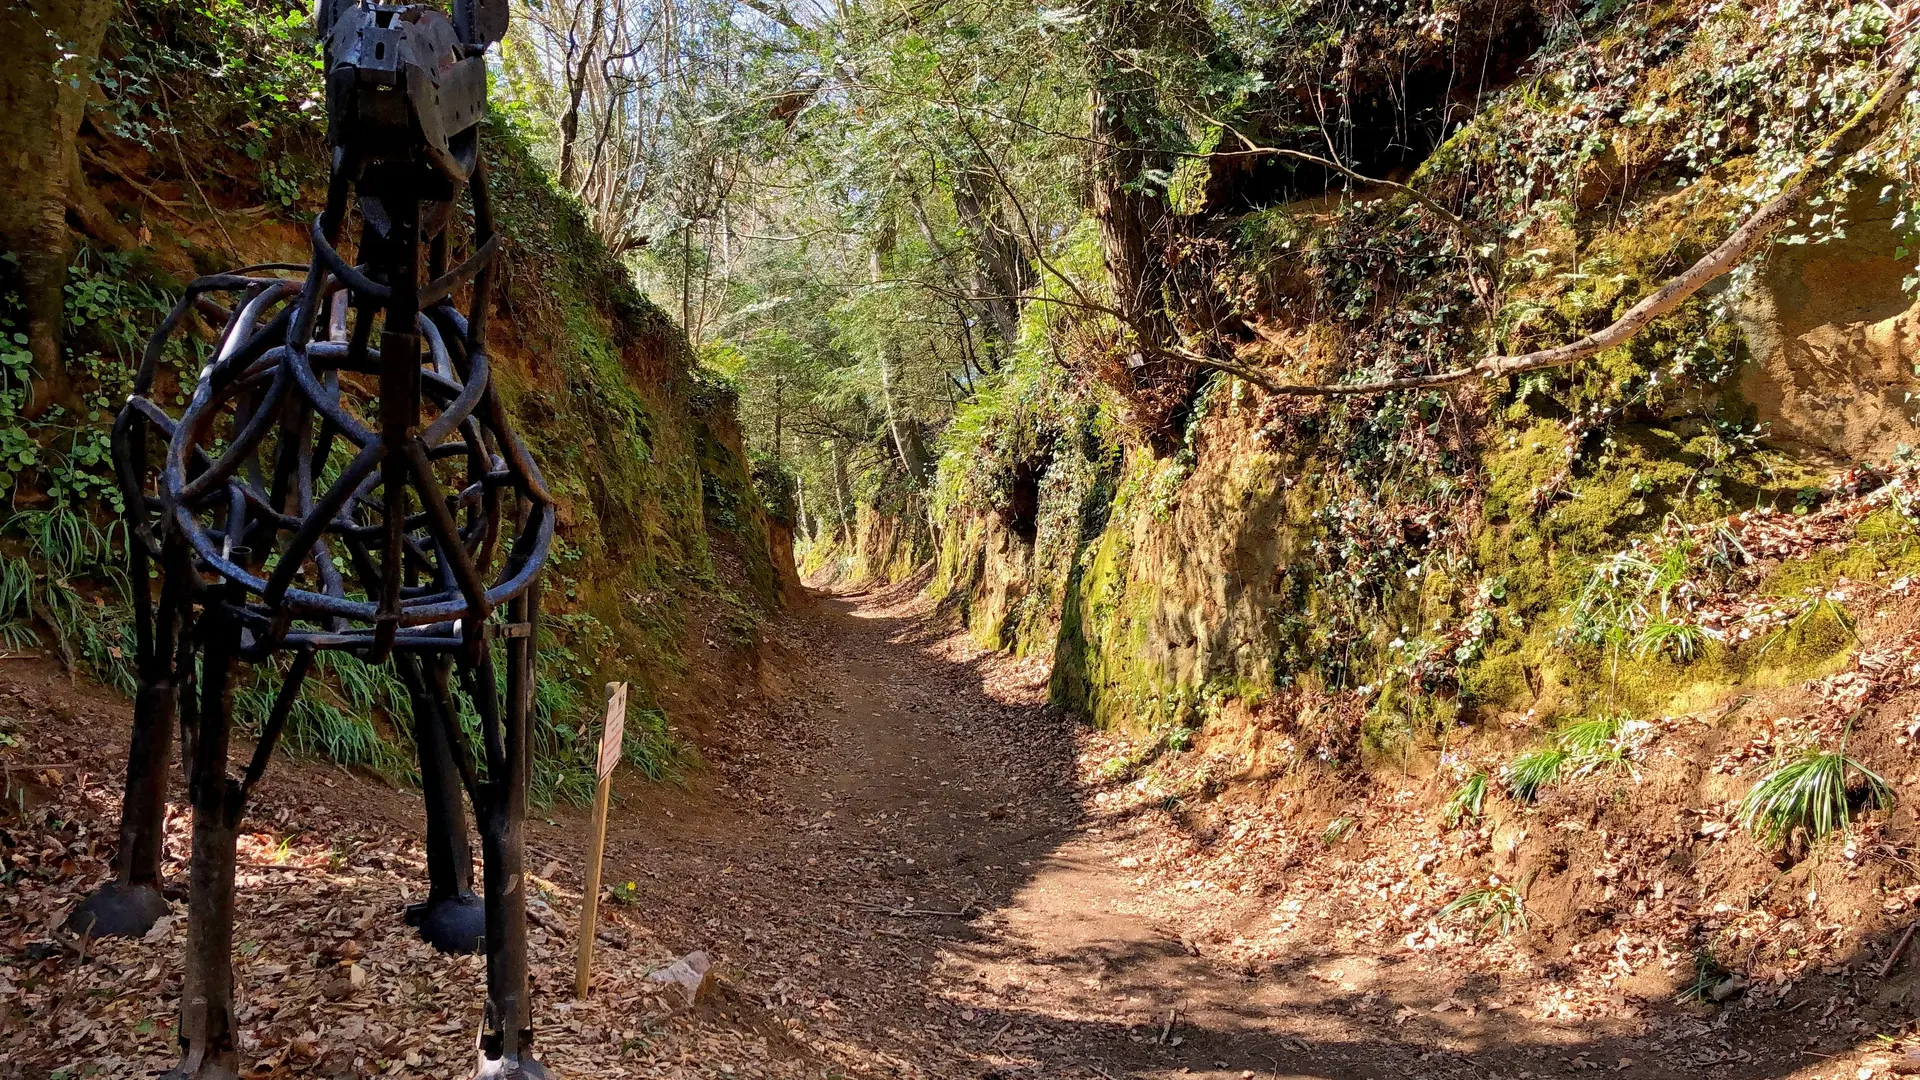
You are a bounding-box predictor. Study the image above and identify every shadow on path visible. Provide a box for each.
[599,589,1913,1080]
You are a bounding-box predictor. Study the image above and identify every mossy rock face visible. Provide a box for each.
[1732,177,1920,461]
[426,121,791,784]
[915,0,1919,769]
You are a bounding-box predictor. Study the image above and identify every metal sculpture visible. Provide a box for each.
[67,1,556,1076]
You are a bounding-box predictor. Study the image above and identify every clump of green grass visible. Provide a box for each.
[1557,715,1617,755]
[1444,770,1489,827]
[1503,713,1644,801]
[1737,742,1892,847]
[1440,882,1527,936]
[1758,594,1856,657]
[1504,747,1567,801]
[1632,617,1704,662]
[1321,815,1358,846]
[1560,714,1637,777]
[1570,530,1714,669]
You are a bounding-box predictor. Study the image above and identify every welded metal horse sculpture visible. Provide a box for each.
[66,1,556,1076]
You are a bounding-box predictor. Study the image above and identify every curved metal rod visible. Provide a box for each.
[257,439,386,609]
[310,217,392,301]
[176,359,294,507]
[418,233,500,310]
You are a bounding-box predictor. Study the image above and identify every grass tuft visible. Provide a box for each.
[1737,745,1892,847]
[1504,747,1567,802]
[1440,882,1527,935]
[1504,712,1644,801]
[1321,815,1358,846]
[1677,945,1735,1003]
[1758,594,1856,657]
[1632,618,1704,662]
[1444,770,1489,827]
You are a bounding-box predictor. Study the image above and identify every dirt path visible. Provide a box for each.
[586,585,1298,1078]
[593,588,1897,1080]
[587,589,1506,1079]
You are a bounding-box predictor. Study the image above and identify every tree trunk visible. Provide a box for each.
[878,348,932,485]
[557,0,605,193]
[829,440,855,546]
[1086,0,1216,450]
[870,240,933,487]
[0,0,113,416]
[1087,0,1214,362]
[952,161,1032,365]
[771,378,784,468]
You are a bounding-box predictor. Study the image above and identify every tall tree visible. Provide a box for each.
[1087,0,1198,367]
[951,159,1034,366]
[0,0,115,414]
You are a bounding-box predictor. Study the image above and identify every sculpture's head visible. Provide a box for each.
[316,1,505,186]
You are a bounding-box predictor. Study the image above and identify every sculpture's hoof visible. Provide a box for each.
[474,1052,551,1078]
[404,892,485,954]
[66,880,169,938]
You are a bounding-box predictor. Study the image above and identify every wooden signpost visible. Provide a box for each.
[575,681,626,999]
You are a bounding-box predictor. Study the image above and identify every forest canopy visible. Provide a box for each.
[488,0,1920,559]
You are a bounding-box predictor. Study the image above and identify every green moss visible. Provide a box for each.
[912,0,1901,795]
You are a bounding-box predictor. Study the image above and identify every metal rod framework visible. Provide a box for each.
[70,3,550,1077]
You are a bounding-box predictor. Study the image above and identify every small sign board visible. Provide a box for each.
[596,682,627,780]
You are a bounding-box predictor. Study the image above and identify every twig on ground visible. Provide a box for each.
[1880,920,1919,979]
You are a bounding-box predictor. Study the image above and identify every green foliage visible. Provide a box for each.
[1504,747,1567,802]
[98,0,324,205]
[1758,594,1857,657]
[1633,618,1705,663]
[1681,941,1743,999]
[438,621,694,807]
[1677,944,1736,1003]
[1738,744,1892,847]
[0,1,744,808]
[1567,528,1729,668]
[1440,883,1527,936]
[1444,770,1489,827]
[1320,815,1358,846]
[1504,712,1644,801]
[1558,714,1634,776]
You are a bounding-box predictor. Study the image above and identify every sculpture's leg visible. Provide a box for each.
[399,653,485,953]
[164,596,243,1080]
[69,676,175,936]
[471,583,548,1079]
[70,536,189,938]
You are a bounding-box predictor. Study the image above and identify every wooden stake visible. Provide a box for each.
[575,681,625,999]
